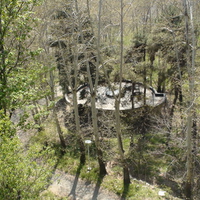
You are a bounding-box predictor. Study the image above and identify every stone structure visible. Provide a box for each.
[65,81,166,111]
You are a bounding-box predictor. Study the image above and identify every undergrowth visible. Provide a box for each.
[31,117,183,199]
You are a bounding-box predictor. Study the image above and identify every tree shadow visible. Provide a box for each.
[92,173,106,200]
[68,163,84,200]
[120,183,130,200]
[45,146,65,189]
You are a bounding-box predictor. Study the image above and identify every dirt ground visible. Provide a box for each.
[47,170,120,200]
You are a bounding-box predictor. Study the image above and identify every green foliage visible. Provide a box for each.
[0,110,16,137]
[0,0,46,115]
[0,112,55,199]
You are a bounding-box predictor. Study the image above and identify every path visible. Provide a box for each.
[48,170,120,200]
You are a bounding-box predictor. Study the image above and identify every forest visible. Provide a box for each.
[0,0,200,199]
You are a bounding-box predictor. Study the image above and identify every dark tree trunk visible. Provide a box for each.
[79,139,86,165]
[131,82,135,109]
[123,165,131,186]
[143,67,147,105]
[169,85,179,123]
[157,72,166,93]
[167,86,179,146]
[54,112,66,154]
[0,30,7,115]
[184,181,192,200]
[97,148,107,176]
[192,112,197,155]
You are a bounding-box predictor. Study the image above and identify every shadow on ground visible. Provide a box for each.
[68,165,107,200]
[92,174,106,200]
[68,163,83,199]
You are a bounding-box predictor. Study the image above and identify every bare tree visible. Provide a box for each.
[101,0,131,190]
[47,0,87,163]
[97,0,131,189]
[34,0,67,151]
[76,0,107,175]
[117,0,131,188]
[65,1,86,164]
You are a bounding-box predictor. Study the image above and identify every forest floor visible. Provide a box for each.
[13,87,181,200]
[47,169,120,200]
[11,89,120,200]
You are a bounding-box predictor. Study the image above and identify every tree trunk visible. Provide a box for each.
[49,69,66,152]
[119,0,131,186]
[84,0,107,175]
[123,166,131,186]
[91,92,107,176]
[168,84,179,141]
[63,0,87,165]
[72,90,86,165]
[115,101,131,186]
[0,12,7,115]
[54,111,66,151]
[143,66,147,105]
[183,0,196,198]
[97,148,107,176]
